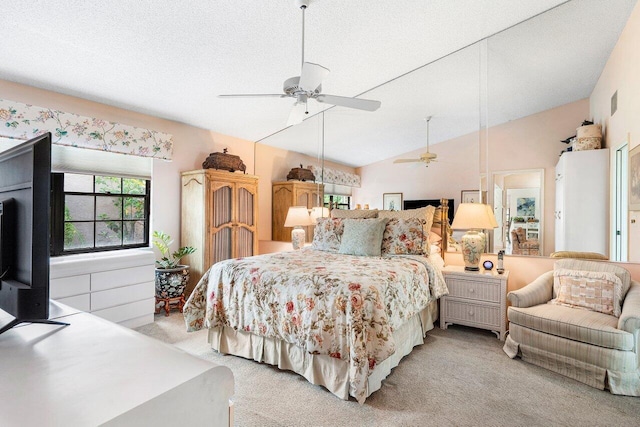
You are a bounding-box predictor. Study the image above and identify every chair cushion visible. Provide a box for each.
[554,259,631,300]
[508,304,634,351]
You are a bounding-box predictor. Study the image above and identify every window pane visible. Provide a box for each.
[64,222,94,250]
[123,197,145,219]
[64,173,94,192]
[65,195,94,221]
[95,176,122,194]
[123,178,146,195]
[96,196,122,220]
[96,222,122,247]
[123,221,146,244]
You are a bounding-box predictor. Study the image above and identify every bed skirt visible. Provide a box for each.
[208,299,439,401]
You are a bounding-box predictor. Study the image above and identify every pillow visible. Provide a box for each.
[381,218,426,255]
[553,259,631,300]
[428,231,442,244]
[331,208,379,219]
[338,218,389,257]
[378,206,435,253]
[550,268,624,317]
[550,251,608,260]
[312,218,344,252]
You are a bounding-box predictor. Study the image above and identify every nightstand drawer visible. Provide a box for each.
[445,277,501,303]
[443,299,500,328]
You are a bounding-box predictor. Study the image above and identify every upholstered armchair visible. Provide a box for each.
[503,259,640,396]
[510,227,540,256]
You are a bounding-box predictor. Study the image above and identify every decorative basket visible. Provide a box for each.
[202,148,246,173]
[574,124,602,151]
[287,165,315,181]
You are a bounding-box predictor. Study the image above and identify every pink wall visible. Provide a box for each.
[355,98,589,255]
[590,1,640,262]
[0,79,355,251]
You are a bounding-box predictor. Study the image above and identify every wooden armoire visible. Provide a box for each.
[272,181,324,242]
[181,169,259,295]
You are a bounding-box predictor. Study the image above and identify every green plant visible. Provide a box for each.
[152,231,196,269]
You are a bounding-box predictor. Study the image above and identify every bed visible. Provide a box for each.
[184,201,450,403]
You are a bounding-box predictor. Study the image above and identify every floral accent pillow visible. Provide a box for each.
[338,218,389,257]
[549,268,624,317]
[312,218,344,252]
[381,218,426,256]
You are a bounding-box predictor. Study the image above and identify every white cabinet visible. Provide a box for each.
[555,149,609,254]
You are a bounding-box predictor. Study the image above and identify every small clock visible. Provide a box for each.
[483,260,494,270]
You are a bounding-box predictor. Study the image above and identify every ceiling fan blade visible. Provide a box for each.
[316,94,381,111]
[287,102,307,126]
[394,158,423,163]
[299,62,330,92]
[218,94,287,98]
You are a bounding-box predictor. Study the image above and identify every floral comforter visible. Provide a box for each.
[184,248,448,403]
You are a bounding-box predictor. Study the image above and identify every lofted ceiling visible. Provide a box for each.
[0,0,636,167]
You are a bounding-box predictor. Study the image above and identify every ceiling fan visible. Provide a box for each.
[394,116,438,166]
[218,0,381,126]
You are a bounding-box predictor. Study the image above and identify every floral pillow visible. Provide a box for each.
[549,268,624,317]
[312,218,344,252]
[381,218,427,256]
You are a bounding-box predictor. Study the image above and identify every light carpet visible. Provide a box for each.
[136,313,640,426]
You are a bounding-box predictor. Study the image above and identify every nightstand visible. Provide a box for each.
[440,265,509,340]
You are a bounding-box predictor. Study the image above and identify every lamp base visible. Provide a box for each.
[291,227,306,250]
[460,230,485,272]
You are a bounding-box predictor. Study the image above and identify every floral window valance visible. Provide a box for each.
[0,98,173,159]
[307,165,361,187]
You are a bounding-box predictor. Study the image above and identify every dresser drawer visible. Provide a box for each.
[443,299,501,328]
[444,276,501,303]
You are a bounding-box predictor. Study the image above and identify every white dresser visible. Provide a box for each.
[49,248,156,328]
[440,265,509,340]
[555,149,609,254]
[0,302,234,427]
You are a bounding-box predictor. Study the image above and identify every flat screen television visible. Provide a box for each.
[0,132,67,335]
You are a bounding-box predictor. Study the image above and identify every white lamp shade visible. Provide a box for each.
[284,206,314,227]
[451,203,498,230]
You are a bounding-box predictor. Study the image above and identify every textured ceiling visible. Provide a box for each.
[0,0,636,167]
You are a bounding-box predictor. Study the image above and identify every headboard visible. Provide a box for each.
[404,199,454,222]
[404,198,454,253]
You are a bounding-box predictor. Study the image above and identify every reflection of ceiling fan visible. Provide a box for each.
[218,0,381,126]
[394,116,437,166]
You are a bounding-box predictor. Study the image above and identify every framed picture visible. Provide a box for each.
[630,144,640,210]
[461,190,486,204]
[383,193,403,211]
[516,197,536,217]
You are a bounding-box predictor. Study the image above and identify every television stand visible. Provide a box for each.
[0,318,69,336]
[0,300,71,335]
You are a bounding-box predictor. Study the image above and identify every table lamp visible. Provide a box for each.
[451,203,498,271]
[284,206,314,250]
[310,206,330,220]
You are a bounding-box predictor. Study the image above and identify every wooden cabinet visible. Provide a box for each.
[440,265,509,340]
[272,181,324,242]
[181,169,258,295]
[555,149,609,254]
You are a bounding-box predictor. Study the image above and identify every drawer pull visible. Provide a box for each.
[469,288,475,293]
[468,311,474,316]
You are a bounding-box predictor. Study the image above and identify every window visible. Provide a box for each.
[324,194,351,210]
[51,173,150,255]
